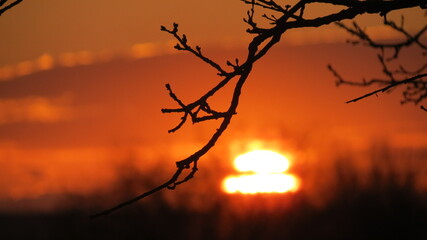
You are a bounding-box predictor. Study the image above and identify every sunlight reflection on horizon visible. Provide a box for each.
[223,149,300,194]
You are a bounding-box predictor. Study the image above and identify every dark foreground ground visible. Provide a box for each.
[1,177,426,240]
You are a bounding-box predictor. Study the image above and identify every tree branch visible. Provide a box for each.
[331,7,426,109]
[0,0,23,16]
[92,0,426,218]
[346,73,427,103]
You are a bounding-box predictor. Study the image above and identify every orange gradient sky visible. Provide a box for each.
[0,1,426,212]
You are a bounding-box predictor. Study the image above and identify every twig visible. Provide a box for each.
[0,0,23,16]
[92,0,427,218]
[346,74,427,103]
[332,9,426,109]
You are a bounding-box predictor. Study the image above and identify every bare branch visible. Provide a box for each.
[346,74,427,103]
[93,0,427,218]
[0,0,23,16]
[161,23,229,76]
[336,18,427,60]
[331,6,427,109]
[242,0,288,13]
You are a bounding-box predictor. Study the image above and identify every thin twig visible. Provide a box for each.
[0,0,23,16]
[346,74,427,103]
[93,0,427,218]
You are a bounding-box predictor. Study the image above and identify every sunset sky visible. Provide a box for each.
[0,0,426,213]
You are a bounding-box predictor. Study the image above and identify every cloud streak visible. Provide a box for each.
[0,24,409,82]
[0,41,177,81]
[0,94,75,125]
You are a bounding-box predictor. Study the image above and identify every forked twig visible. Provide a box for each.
[92,0,427,218]
[331,12,427,109]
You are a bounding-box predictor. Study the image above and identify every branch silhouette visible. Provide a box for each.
[91,0,426,218]
[0,0,23,16]
[329,11,427,110]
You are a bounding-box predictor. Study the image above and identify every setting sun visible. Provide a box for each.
[234,150,290,173]
[223,150,299,194]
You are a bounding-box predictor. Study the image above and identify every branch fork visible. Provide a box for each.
[92,0,427,218]
[330,12,426,110]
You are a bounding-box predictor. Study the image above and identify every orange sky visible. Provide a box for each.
[0,1,426,212]
[1,0,424,65]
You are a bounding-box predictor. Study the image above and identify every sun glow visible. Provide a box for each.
[234,150,290,173]
[223,150,299,194]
